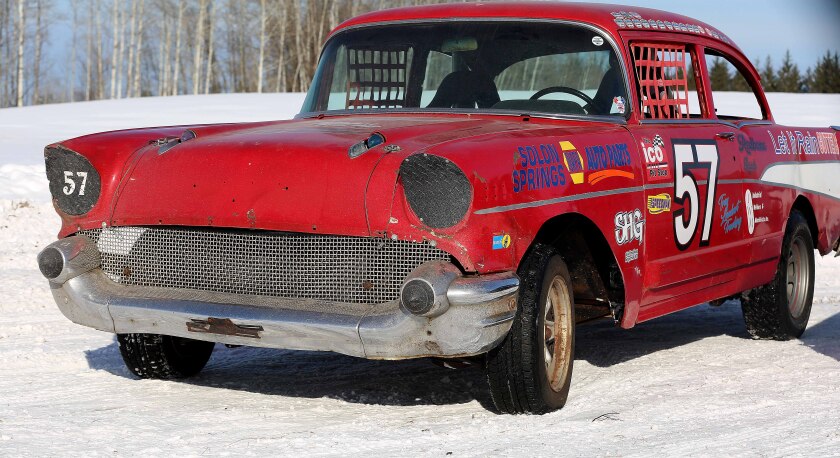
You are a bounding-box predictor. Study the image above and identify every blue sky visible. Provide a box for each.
[586,0,840,69]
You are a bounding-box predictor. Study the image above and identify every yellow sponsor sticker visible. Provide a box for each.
[647,193,672,214]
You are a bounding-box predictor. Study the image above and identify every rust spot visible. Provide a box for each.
[187,317,263,339]
[207,216,214,226]
[246,209,256,227]
[122,266,132,278]
[362,280,374,290]
[423,341,441,354]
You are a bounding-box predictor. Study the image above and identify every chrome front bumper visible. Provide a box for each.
[40,236,519,359]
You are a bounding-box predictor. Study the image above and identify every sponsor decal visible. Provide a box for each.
[613,96,626,114]
[584,142,634,184]
[737,134,765,173]
[592,36,604,46]
[561,141,585,184]
[745,189,768,235]
[647,193,672,214]
[615,209,644,245]
[511,143,567,193]
[717,193,742,234]
[641,134,670,181]
[817,132,840,155]
[624,248,639,263]
[769,130,839,156]
[492,234,511,250]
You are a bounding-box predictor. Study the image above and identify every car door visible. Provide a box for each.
[623,41,748,315]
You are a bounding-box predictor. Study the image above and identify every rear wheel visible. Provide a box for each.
[741,210,815,340]
[117,333,215,379]
[485,244,575,414]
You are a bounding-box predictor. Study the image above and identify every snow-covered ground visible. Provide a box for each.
[1,93,839,455]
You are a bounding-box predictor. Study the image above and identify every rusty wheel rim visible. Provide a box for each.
[543,276,572,392]
[786,236,809,318]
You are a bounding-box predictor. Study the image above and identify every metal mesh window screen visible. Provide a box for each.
[631,43,690,119]
[346,46,411,109]
[79,227,451,304]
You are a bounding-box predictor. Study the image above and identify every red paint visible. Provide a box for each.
[48,3,840,329]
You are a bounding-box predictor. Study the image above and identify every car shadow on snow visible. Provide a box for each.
[800,307,840,362]
[575,300,750,367]
[84,337,496,409]
[83,302,840,407]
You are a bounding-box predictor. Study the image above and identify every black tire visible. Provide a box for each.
[117,333,215,379]
[741,210,815,340]
[485,243,575,414]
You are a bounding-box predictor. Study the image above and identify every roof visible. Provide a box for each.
[333,2,736,50]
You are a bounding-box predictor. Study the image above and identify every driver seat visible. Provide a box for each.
[427,71,501,109]
[591,66,626,115]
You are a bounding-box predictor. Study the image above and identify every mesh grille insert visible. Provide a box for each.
[79,227,450,304]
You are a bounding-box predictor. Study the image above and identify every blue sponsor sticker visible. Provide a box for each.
[492,234,511,250]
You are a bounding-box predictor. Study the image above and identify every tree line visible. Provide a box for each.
[709,50,840,93]
[0,0,838,109]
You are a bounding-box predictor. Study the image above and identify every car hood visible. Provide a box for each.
[106,114,532,236]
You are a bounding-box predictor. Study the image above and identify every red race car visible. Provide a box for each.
[38,2,840,414]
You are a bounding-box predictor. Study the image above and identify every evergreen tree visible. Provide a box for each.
[708,57,731,90]
[760,56,777,92]
[775,50,803,92]
[802,68,813,93]
[810,51,840,93]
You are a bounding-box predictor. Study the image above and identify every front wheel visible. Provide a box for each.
[741,210,815,340]
[117,333,215,379]
[485,244,575,414]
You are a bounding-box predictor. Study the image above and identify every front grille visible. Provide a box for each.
[79,227,451,304]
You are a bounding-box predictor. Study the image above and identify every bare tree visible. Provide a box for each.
[171,0,183,95]
[16,0,25,107]
[132,0,144,96]
[204,0,215,94]
[257,0,267,93]
[274,0,289,92]
[116,0,126,98]
[192,0,206,94]
[32,0,43,104]
[95,0,104,99]
[109,0,119,99]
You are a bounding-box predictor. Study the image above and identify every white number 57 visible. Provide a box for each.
[673,143,719,250]
[62,171,88,196]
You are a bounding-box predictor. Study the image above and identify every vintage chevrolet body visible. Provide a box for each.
[39,2,840,414]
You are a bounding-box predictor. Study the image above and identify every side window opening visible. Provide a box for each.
[630,43,702,119]
[705,49,765,120]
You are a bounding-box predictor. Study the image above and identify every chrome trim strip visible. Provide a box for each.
[640,119,739,129]
[736,120,773,127]
[299,109,628,125]
[474,186,644,215]
[301,17,634,122]
[448,271,519,305]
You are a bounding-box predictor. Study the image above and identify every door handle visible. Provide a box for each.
[716,132,736,141]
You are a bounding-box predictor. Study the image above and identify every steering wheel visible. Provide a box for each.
[529,86,596,112]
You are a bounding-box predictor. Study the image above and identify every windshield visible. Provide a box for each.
[301,21,628,118]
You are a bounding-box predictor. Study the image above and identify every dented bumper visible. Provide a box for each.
[40,236,519,359]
